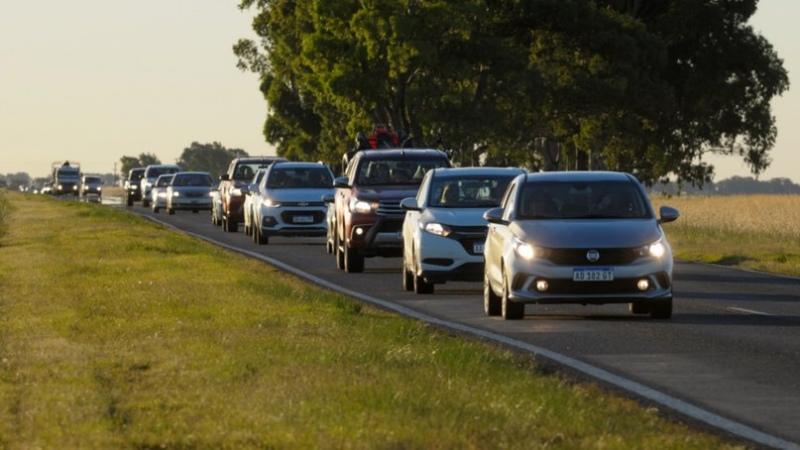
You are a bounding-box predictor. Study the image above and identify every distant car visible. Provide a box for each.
[80,175,103,198]
[166,171,215,215]
[251,162,334,245]
[242,169,269,236]
[218,156,287,232]
[141,164,181,207]
[400,167,524,294]
[150,174,174,213]
[483,171,680,320]
[41,182,53,195]
[124,168,146,206]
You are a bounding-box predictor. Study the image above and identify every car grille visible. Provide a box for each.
[448,225,487,256]
[376,199,404,217]
[545,248,639,265]
[184,192,207,198]
[542,278,644,294]
[282,201,325,207]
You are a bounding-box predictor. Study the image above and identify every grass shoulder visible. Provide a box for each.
[0,192,743,448]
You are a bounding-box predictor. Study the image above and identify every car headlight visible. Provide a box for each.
[422,222,451,237]
[172,191,180,197]
[231,188,244,196]
[349,199,376,214]
[639,240,666,258]
[262,198,281,207]
[513,237,540,260]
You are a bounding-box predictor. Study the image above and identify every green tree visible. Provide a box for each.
[235,0,788,186]
[176,142,248,179]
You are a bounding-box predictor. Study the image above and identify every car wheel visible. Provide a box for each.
[344,243,364,273]
[167,207,175,215]
[254,227,268,245]
[142,198,149,208]
[649,297,673,319]
[126,195,133,207]
[335,233,345,270]
[153,206,159,213]
[501,273,524,320]
[402,260,413,292]
[227,219,238,233]
[412,255,433,294]
[484,272,501,316]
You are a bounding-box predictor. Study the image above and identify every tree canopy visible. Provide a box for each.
[235,0,788,186]
[176,142,248,179]
[119,153,161,177]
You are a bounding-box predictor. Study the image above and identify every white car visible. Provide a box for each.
[251,162,334,245]
[243,169,269,236]
[210,181,224,226]
[150,174,174,213]
[140,164,181,207]
[400,167,524,294]
[483,171,680,320]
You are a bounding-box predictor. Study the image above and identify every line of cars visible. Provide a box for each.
[125,164,216,214]
[128,149,681,322]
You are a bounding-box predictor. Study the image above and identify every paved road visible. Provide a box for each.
[118,202,800,449]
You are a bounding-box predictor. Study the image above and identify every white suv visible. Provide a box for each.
[400,166,524,294]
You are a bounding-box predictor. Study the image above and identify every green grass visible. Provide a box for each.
[0,191,744,448]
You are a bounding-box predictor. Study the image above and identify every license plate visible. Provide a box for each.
[293,215,313,223]
[473,242,485,254]
[573,268,614,281]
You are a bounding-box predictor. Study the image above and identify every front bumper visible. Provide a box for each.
[506,255,673,304]
[417,232,485,283]
[258,205,328,237]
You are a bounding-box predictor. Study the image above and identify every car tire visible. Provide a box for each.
[484,272,501,316]
[153,206,159,213]
[501,273,524,320]
[126,195,133,207]
[254,227,268,245]
[402,264,413,292]
[344,244,364,273]
[335,233,345,270]
[649,297,673,319]
[167,207,175,215]
[412,256,433,294]
[142,198,150,208]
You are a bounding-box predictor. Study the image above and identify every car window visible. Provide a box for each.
[518,180,651,219]
[173,174,214,187]
[267,167,333,189]
[356,158,448,186]
[429,175,514,208]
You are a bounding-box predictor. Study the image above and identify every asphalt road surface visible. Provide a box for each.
[117,201,800,449]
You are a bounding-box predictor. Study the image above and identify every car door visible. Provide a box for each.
[485,179,520,290]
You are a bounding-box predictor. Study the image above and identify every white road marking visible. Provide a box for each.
[727,307,774,316]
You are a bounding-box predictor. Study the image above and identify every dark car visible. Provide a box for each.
[124,168,146,206]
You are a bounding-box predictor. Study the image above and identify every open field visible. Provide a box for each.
[651,194,800,277]
[0,191,742,448]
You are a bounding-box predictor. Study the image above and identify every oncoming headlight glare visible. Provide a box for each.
[423,222,451,237]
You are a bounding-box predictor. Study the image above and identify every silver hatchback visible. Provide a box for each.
[483,171,679,320]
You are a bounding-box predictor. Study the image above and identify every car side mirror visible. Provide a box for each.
[658,206,680,224]
[220,174,230,181]
[483,207,506,224]
[322,194,334,204]
[400,197,420,211]
[333,177,350,188]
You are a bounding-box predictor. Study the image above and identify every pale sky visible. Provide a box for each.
[1,1,797,182]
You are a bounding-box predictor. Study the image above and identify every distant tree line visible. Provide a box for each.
[118,142,247,180]
[234,0,788,188]
[652,176,800,195]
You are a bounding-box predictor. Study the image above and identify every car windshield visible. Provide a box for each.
[518,180,651,219]
[155,176,173,187]
[267,167,332,189]
[234,162,277,180]
[172,174,214,187]
[429,175,513,208]
[357,158,449,186]
[149,167,178,177]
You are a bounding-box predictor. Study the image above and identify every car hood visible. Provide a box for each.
[353,186,420,202]
[266,188,333,203]
[424,208,490,226]
[512,219,662,248]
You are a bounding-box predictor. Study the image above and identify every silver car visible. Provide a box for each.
[483,171,679,320]
[166,171,215,215]
[251,162,334,245]
[150,174,174,213]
